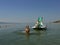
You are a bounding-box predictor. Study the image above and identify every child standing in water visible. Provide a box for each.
[25,25,30,33]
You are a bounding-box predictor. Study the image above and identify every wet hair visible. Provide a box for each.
[26,25,29,28]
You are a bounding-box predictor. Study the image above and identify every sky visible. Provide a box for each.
[0,0,60,23]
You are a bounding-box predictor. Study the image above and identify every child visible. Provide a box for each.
[25,25,30,33]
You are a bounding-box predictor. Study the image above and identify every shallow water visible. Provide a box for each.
[0,23,60,45]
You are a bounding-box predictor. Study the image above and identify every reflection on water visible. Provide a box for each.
[0,23,60,45]
[25,33,30,40]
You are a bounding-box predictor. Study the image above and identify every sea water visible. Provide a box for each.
[0,23,60,45]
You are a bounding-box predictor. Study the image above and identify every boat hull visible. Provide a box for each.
[32,26,47,30]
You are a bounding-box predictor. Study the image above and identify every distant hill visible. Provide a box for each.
[53,20,60,23]
[0,22,20,24]
[0,22,9,24]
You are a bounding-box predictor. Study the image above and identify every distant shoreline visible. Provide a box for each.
[53,20,60,23]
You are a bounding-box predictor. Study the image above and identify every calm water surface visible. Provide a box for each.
[0,23,60,45]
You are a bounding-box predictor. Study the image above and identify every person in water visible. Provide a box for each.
[25,25,30,33]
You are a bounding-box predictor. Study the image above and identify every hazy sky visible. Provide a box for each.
[0,0,60,23]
